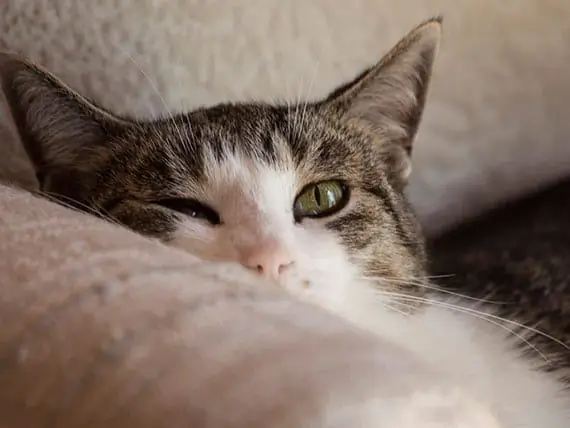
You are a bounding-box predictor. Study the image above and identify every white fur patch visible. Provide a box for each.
[170,148,357,308]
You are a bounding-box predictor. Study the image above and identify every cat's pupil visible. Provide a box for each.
[314,186,322,206]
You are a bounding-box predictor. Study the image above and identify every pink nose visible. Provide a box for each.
[240,242,294,280]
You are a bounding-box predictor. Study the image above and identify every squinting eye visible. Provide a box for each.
[293,180,349,220]
[153,198,221,225]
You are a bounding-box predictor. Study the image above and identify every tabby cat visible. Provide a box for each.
[1,18,568,426]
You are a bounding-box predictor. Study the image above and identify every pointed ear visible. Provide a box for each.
[0,52,128,186]
[323,17,442,185]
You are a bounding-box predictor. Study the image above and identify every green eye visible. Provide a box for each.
[293,180,349,220]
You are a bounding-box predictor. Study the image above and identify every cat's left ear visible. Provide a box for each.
[323,17,442,185]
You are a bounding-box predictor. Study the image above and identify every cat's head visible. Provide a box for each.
[0,18,441,312]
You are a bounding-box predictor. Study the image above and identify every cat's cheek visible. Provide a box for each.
[279,227,360,313]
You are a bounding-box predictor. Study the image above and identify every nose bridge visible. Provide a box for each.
[230,191,294,280]
[231,198,286,247]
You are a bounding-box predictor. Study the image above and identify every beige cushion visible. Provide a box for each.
[1,183,451,427]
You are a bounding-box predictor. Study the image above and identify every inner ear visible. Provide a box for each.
[0,52,129,186]
[322,17,442,185]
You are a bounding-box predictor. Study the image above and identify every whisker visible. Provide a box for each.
[292,78,303,142]
[349,254,456,282]
[382,301,413,318]
[376,291,549,363]
[424,273,456,280]
[283,79,293,141]
[369,273,510,303]
[361,275,509,305]
[118,47,188,148]
[172,66,198,154]
[297,60,320,136]
[35,191,125,229]
[379,290,569,354]
[362,284,562,362]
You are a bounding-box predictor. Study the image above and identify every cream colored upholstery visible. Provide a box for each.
[0,183,444,427]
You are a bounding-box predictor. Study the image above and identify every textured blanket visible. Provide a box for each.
[1,183,429,427]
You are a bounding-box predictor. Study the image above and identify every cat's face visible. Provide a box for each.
[0,18,441,311]
[89,103,426,309]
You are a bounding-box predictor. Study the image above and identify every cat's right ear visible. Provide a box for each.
[0,52,129,185]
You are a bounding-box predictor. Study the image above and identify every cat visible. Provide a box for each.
[1,17,569,426]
